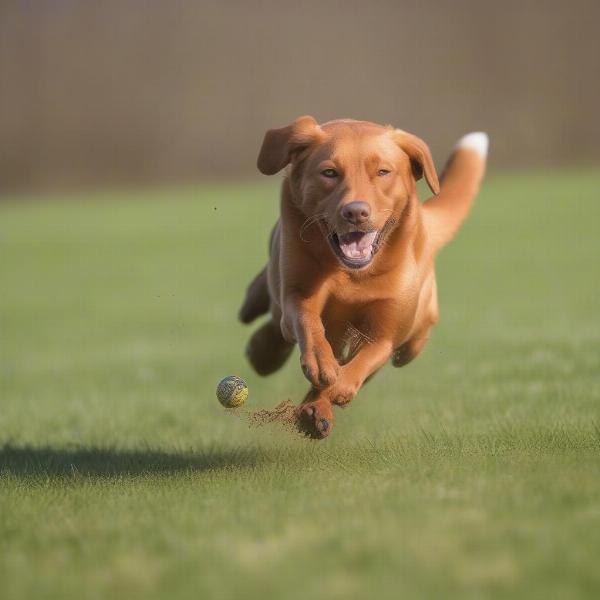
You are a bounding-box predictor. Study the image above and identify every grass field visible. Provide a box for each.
[1,171,599,599]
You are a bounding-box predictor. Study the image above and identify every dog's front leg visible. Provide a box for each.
[328,337,395,406]
[296,335,393,440]
[327,300,415,406]
[281,295,339,388]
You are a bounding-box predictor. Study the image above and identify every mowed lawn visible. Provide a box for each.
[1,171,599,599]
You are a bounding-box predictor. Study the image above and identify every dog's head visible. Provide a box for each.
[257,116,439,270]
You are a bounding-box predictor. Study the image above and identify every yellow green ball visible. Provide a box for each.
[216,375,248,408]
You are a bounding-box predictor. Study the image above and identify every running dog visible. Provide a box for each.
[240,116,488,438]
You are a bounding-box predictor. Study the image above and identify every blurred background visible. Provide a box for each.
[1,0,599,193]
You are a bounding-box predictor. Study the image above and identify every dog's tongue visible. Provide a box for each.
[338,231,377,260]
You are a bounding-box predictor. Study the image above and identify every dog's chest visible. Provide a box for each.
[321,270,421,359]
[326,266,418,305]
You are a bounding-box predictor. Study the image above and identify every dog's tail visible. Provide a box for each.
[423,132,489,253]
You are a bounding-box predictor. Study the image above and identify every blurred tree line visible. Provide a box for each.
[1,0,598,192]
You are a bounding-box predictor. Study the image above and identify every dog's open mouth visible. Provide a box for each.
[329,230,380,269]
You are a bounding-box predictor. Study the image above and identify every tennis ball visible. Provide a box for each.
[216,375,248,408]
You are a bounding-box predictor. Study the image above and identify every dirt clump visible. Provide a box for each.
[226,400,304,436]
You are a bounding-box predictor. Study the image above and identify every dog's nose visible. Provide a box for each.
[341,201,371,225]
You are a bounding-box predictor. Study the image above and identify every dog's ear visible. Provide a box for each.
[257,116,323,175]
[391,130,440,195]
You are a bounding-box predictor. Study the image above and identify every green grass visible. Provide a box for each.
[1,171,599,599]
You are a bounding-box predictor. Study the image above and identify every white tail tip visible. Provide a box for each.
[456,132,489,158]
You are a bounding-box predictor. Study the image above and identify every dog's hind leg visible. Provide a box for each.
[392,315,437,368]
[391,332,431,368]
[392,280,439,368]
[239,266,270,324]
[246,319,295,376]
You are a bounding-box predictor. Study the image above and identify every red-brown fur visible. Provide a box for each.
[240,117,487,438]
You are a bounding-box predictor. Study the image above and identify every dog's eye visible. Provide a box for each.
[321,168,339,178]
[377,169,391,177]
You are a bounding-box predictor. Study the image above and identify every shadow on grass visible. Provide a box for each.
[0,444,265,477]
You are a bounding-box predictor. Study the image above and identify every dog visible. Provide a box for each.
[239,117,488,438]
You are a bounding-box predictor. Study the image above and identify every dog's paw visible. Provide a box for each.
[300,344,339,388]
[329,381,359,407]
[296,398,334,439]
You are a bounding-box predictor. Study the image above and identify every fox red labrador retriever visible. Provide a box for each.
[240,117,488,438]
